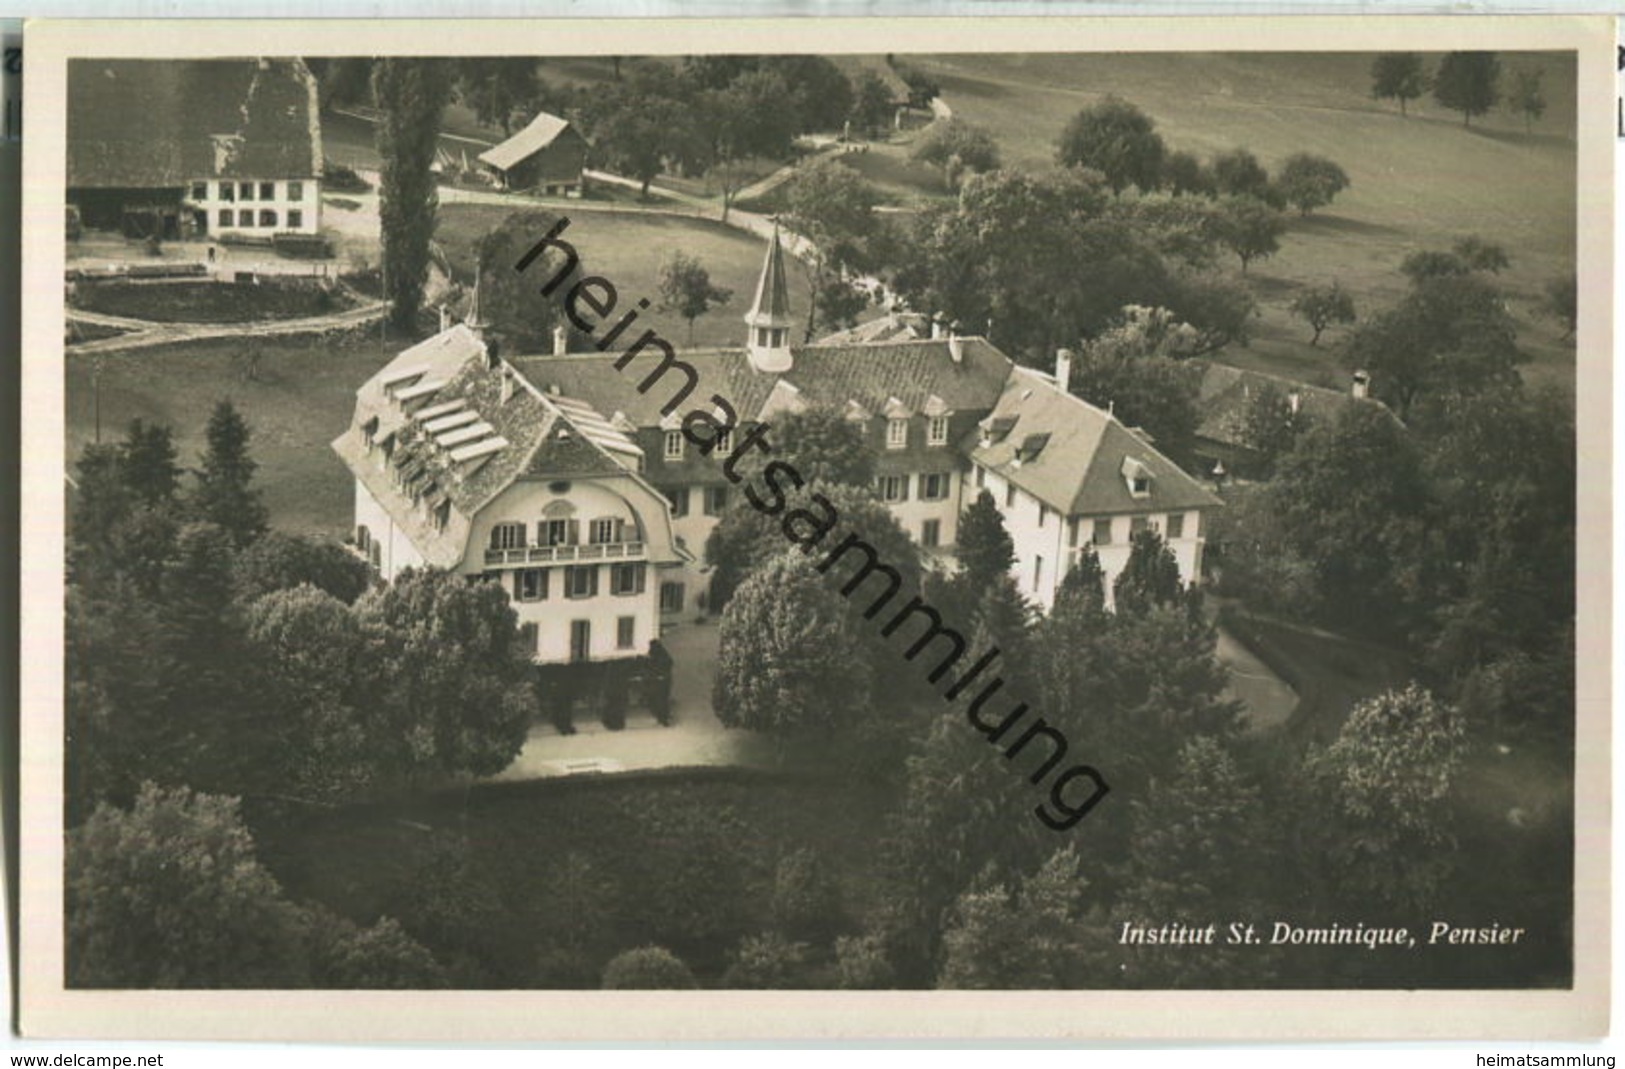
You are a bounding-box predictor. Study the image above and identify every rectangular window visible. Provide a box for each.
[259,209,278,228]
[490,522,525,551]
[617,616,636,650]
[921,519,941,548]
[260,181,275,201]
[664,430,685,461]
[666,486,689,518]
[515,568,548,602]
[1130,516,1149,537]
[1093,518,1113,546]
[1034,555,1044,592]
[238,209,254,227]
[927,415,949,446]
[566,565,598,599]
[287,209,304,229]
[1167,513,1185,540]
[519,622,540,653]
[877,474,908,503]
[190,182,208,201]
[287,180,304,201]
[1068,517,1080,548]
[569,620,591,663]
[660,581,686,613]
[239,181,255,201]
[887,418,908,450]
[921,473,950,501]
[975,466,986,488]
[610,562,646,596]
[591,517,621,545]
[1005,481,1016,509]
[1038,504,1048,528]
[713,428,733,456]
[704,486,728,516]
[218,209,232,227]
[219,182,234,202]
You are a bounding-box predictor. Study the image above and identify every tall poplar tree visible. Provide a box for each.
[373,59,454,333]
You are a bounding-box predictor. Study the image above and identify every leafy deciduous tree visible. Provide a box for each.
[601,946,698,989]
[1056,95,1166,196]
[1274,153,1350,217]
[1433,51,1501,128]
[656,251,733,344]
[1289,282,1356,346]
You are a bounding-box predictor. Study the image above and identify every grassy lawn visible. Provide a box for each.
[70,280,356,325]
[65,333,400,538]
[907,51,1578,394]
[436,204,780,349]
[258,769,899,985]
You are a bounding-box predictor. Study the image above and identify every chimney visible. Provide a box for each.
[930,315,945,340]
[485,337,502,370]
[1054,348,1074,394]
[948,336,963,364]
[1352,370,1370,400]
[553,324,569,356]
[1287,390,1301,414]
[438,305,449,332]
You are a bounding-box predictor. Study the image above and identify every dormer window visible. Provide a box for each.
[664,430,685,461]
[1122,457,1153,499]
[887,418,908,450]
[927,415,949,446]
[713,428,733,456]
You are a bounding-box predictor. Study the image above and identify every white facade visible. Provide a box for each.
[354,480,428,578]
[187,176,321,237]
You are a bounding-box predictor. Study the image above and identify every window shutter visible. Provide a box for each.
[512,571,524,599]
[635,563,647,594]
[589,566,600,597]
[901,475,911,502]
[568,519,580,545]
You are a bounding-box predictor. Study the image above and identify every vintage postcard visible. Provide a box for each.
[17,15,1613,1041]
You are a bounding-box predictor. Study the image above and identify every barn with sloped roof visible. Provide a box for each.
[476,110,589,197]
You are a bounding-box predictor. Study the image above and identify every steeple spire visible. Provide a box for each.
[744,224,794,373]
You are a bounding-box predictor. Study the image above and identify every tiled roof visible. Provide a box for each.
[332,325,686,566]
[476,111,576,173]
[68,59,322,189]
[1194,362,1400,447]
[968,366,1222,517]
[511,336,1012,430]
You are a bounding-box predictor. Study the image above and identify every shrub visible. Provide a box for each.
[721,932,812,989]
[770,848,845,943]
[601,946,697,989]
[834,932,895,989]
[601,673,629,731]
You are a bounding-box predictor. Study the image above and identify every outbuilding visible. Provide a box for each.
[476,111,589,197]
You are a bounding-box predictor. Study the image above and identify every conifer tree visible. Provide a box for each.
[191,401,268,548]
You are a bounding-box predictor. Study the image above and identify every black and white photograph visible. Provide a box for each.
[19,15,1612,1041]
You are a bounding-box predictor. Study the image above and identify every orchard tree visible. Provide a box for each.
[1509,67,1546,133]
[1162,150,1212,198]
[601,946,697,989]
[1056,96,1166,196]
[1371,53,1428,116]
[67,784,308,987]
[1453,235,1511,274]
[1210,147,1272,202]
[1305,684,1465,912]
[586,59,701,197]
[909,117,1001,191]
[1289,282,1355,346]
[1433,51,1501,128]
[656,251,733,344]
[373,58,454,332]
[1214,196,1286,273]
[696,67,799,221]
[1274,153,1349,217]
[190,400,268,548]
[714,552,871,734]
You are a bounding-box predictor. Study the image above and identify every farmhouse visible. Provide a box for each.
[334,230,1219,666]
[1192,362,1400,478]
[67,58,323,240]
[477,111,590,197]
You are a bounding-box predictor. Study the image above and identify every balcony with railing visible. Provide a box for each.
[484,540,647,566]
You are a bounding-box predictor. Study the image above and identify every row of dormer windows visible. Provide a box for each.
[658,415,952,464]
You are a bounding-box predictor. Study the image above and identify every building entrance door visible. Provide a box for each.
[570,620,590,663]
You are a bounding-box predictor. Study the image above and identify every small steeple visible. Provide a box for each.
[744,224,794,373]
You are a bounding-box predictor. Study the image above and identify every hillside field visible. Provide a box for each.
[908,51,1579,392]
